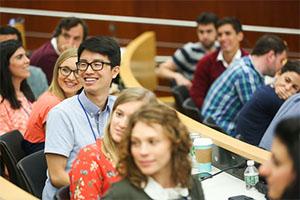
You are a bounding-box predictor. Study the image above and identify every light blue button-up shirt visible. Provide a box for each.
[42,90,116,200]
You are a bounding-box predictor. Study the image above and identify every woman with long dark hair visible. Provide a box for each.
[0,39,35,135]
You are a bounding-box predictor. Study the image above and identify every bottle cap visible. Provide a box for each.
[247,160,254,166]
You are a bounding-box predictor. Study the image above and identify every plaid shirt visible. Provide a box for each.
[201,56,265,136]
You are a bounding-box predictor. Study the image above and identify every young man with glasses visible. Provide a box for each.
[42,36,120,200]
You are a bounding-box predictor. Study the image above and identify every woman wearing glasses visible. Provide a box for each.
[23,48,82,155]
[0,40,35,135]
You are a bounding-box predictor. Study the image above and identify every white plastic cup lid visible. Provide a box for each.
[193,138,213,146]
[189,132,201,138]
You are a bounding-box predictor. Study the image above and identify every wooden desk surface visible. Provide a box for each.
[0,176,38,200]
[199,167,266,200]
[178,112,271,164]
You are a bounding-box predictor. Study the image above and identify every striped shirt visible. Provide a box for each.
[172,42,218,80]
[201,56,265,136]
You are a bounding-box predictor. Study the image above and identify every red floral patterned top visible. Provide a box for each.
[69,139,121,200]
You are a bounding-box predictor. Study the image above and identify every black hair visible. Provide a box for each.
[77,36,121,68]
[0,40,35,109]
[196,12,219,28]
[217,17,243,33]
[53,17,88,40]
[251,34,287,56]
[280,60,300,75]
[0,26,22,44]
[274,117,300,199]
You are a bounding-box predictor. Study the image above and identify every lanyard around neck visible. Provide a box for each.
[77,95,98,141]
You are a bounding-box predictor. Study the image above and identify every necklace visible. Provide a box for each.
[20,96,32,117]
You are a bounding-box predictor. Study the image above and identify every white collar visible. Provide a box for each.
[217,49,242,68]
[50,37,61,55]
[143,177,189,200]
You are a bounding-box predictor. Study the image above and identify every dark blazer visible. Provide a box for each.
[103,175,205,200]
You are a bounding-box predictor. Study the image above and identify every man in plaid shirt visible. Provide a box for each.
[201,34,287,136]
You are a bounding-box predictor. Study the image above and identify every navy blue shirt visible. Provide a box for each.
[236,85,284,145]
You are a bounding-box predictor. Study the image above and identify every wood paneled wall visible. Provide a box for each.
[0,0,299,56]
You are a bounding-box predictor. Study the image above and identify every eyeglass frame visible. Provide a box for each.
[58,66,79,78]
[76,60,112,71]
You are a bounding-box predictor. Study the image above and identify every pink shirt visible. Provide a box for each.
[0,95,33,135]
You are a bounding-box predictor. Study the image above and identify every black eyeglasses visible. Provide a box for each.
[76,60,111,71]
[58,67,79,78]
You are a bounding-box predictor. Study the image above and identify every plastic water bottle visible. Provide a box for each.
[244,160,259,190]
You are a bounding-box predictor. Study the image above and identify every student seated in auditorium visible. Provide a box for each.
[42,36,120,200]
[259,93,300,150]
[22,48,82,155]
[0,26,49,98]
[103,103,204,200]
[201,34,287,137]
[155,12,219,89]
[190,17,248,109]
[0,40,35,135]
[259,117,300,200]
[69,88,157,199]
[236,60,300,145]
[30,17,88,83]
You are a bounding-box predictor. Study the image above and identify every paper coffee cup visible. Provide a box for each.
[193,138,213,173]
